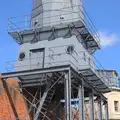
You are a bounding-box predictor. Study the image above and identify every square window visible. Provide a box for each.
[114,101,119,112]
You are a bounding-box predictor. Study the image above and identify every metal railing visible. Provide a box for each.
[5,49,114,88]
[6,53,79,72]
[81,6,100,47]
[8,4,100,47]
[78,51,113,87]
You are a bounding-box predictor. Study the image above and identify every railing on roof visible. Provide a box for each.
[8,4,100,47]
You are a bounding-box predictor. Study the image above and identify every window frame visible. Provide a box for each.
[114,101,119,112]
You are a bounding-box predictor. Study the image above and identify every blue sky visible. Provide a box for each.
[0,0,120,75]
[84,0,120,74]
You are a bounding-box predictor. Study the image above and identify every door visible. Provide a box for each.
[30,48,45,69]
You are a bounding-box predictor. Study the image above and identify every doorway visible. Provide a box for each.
[30,48,45,69]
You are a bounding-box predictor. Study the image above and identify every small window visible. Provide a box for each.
[114,101,119,112]
[19,52,26,61]
[66,45,75,54]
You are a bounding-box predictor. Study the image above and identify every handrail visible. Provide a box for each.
[76,6,100,45]
[8,4,100,46]
[6,52,79,71]
[78,51,112,87]
[5,50,113,86]
[82,6,100,37]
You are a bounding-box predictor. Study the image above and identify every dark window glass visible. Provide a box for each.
[114,101,119,112]
[66,45,74,54]
[19,52,25,61]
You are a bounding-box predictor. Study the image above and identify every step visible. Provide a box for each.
[42,103,48,108]
[46,96,52,101]
[49,90,55,95]
[44,100,50,104]
[41,107,47,112]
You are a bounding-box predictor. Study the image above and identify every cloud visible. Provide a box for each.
[99,31,119,47]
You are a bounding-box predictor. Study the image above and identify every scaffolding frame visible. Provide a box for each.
[1,65,109,120]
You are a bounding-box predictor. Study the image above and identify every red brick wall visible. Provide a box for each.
[0,78,31,120]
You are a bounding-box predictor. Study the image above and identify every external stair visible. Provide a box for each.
[33,72,62,120]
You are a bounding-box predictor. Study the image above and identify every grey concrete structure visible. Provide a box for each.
[2,0,111,119]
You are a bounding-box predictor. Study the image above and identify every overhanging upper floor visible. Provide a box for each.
[8,5,101,54]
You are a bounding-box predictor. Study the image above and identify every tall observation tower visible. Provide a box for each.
[2,0,110,120]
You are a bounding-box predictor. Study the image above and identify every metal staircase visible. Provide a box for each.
[17,72,63,120]
[33,72,62,120]
[34,81,54,120]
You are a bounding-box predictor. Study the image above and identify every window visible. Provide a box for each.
[114,101,119,112]
[19,52,26,61]
[66,45,75,55]
[119,79,120,88]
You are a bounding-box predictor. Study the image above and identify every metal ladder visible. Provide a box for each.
[34,72,61,120]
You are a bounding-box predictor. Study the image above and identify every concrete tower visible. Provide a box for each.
[8,0,100,72]
[31,0,83,27]
[4,0,110,120]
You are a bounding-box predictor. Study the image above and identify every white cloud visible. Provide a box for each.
[99,31,119,47]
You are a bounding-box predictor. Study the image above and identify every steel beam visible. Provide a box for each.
[68,70,72,120]
[104,100,109,120]
[71,68,108,101]
[1,65,70,79]
[64,70,72,120]
[78,81,85,120]
[89,90,94,120]
[97,97,102,120]
[2,65,110,101]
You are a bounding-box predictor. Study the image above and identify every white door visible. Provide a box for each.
[30,48,45,69]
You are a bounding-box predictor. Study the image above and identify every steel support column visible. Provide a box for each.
[98,97,102,120]
[64,70,72,120]
[104,100,109,120]
[89,90,94,120]
[79,81,85,120]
